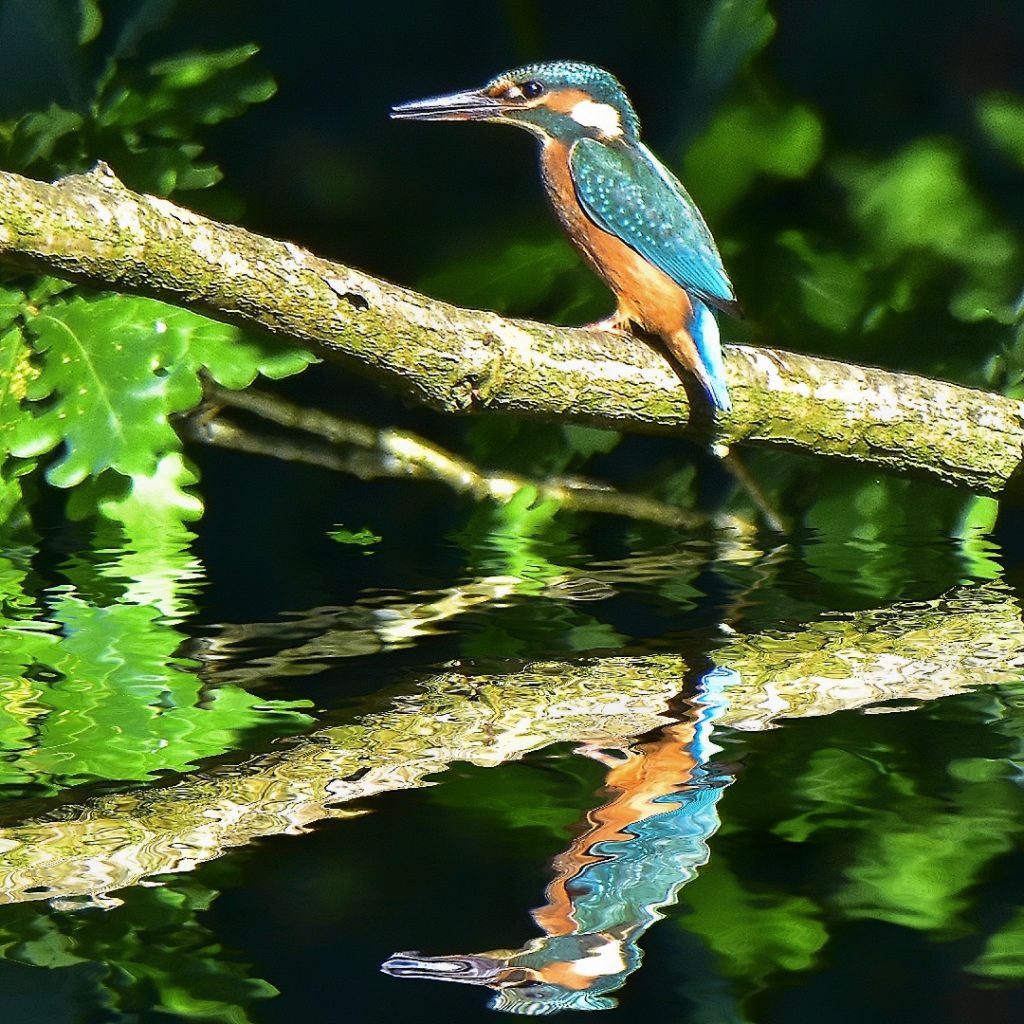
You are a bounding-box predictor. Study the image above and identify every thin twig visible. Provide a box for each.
[187,385,706,529]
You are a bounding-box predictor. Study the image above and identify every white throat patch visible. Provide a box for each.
[569,99,623,139]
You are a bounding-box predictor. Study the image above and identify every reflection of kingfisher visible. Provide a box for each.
[392,61,739,413]
[382,668,736,1014]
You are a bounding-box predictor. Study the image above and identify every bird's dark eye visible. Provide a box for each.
[521,80,544,99]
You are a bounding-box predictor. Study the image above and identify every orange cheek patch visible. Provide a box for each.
[544,88,593,113]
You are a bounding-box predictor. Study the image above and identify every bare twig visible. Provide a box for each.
[187,384,705,528]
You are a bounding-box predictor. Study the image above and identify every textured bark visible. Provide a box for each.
[1,164,1023,495]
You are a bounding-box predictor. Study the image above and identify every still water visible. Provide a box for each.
[1,498,1023,1023]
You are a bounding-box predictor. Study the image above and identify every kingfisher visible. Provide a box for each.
[392,60,739,413]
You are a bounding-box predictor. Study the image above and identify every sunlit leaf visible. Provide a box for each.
[15,296,185,487]
[978,93,1024,167]
[684,97,823,219]
[329,525,382,548]
[9,293,313,522]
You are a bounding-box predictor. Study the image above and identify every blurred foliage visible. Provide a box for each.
[0,877,276,1024]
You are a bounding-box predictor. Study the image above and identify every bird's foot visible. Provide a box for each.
[584,313,633,337]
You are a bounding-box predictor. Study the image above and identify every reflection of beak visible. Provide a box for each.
[391,88,504,122]
[381,950,509,985]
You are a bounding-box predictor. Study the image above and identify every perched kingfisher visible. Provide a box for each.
[392,60,739,413]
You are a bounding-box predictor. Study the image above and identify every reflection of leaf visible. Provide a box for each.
[0,589,312,793]
[836,780,1020,932]
[0,880,277,1023]
[428,755,605,837]
[681,859,828,980]
[968,907,1024,979]
[803,471,974,601]
[772,747,877,842]
[329,525,382,548]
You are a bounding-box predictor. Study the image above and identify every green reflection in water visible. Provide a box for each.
[0,525,313,796]
[0,877,275,1023]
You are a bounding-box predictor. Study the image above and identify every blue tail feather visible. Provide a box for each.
[691,299,731,413]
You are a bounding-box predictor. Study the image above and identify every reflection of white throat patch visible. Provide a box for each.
[569,100,623,138]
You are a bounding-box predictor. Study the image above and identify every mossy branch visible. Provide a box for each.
[1,164,1023,495]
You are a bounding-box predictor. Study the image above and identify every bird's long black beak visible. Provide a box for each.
[390,87,503,122]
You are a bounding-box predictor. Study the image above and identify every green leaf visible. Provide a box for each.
[978,93,1024,167]
[329,525,382,548]
[684,96,823,220]
[10,293,313,517]
[0,317,39,523]
[15,295,186,487]
[7,105,85,170]
[98,45,277,137]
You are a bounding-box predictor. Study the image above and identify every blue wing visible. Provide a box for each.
[569,137,737,314]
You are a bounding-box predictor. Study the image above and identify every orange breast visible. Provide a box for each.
[539,140,693,339]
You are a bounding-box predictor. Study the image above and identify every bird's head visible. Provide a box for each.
[391,61,640,144]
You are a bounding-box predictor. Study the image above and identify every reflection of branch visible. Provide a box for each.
[196,574,523,687]
[184,384,703,528]
[0,583,1021,905]
[2,165,1023,496]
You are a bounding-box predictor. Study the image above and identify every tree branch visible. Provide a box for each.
[2,164,1022,496]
